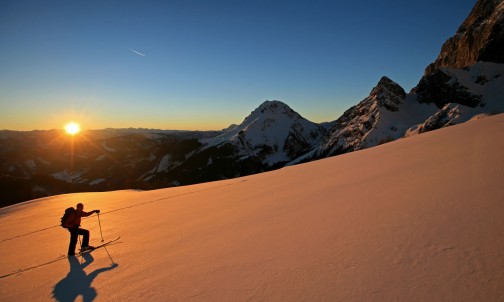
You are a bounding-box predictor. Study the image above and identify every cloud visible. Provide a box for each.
[128,48,146,57]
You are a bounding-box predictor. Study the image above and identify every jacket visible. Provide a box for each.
[63,210,94,228]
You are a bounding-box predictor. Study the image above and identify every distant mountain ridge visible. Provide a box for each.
[1,0,503,206]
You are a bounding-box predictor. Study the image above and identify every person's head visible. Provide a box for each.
[76,203,84,211]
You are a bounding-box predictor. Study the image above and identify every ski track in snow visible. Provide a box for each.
[0,179,248,244]
[0,241,122,280]
[0,114,503,301]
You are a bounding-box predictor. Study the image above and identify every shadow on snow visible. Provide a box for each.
[52,250,118,302]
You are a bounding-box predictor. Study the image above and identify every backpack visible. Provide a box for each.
[60,207,76,228]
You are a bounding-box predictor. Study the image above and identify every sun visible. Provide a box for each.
[64,122,81,136]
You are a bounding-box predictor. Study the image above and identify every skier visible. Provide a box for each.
[62,203,100,256]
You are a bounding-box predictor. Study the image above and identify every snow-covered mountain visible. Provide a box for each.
[307,61,504,160]
[0,101,328,206]
[2,0,503,206]
[310,77,435,158]
[303,0,504,160]
[411,0,504,122]
[408,62,504,135]
[201,100,326,165]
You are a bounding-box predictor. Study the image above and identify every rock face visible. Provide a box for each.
[408,62,504,136]
[370,76,407,112]
[315,77,408,157]
[415,68,482,108]
[414,0,503,109]
[409,103,463,135]
[425,0,504,75]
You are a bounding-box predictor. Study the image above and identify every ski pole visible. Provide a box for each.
[97,213,104,242]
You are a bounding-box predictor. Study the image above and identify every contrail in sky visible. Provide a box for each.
[128,48,146,57]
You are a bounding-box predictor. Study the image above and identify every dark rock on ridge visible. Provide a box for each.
[415,69,482,108]
[425,0,504,75]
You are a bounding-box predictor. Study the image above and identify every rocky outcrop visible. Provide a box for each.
[406,104,462,135]
[316,77,407,157]
[414,0,503,109]
[415,68,482,108]
[407,61,504,136]
[425,0,504,75]
[369,76,406,112]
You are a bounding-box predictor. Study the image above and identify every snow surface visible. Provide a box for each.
[156,154,173,173]
[89,179,106,186]
[24,159,37,170]
[95,155,107,161]
[358,93,437,147]
[100,141,115,153]
[445,62,504,114]
[1,114,504,301]
[51,170,84,183]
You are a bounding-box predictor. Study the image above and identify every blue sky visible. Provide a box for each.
[0,0,476,131]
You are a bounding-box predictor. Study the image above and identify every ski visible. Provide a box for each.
[0,236,121,279]
[78,236,121,255]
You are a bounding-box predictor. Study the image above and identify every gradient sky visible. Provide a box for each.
[0,0,476,131]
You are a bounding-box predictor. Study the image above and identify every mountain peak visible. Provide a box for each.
[375,76,405,94]
[378,75,393,84]
[253,100,298,116]
[425,0,504,75]
[258,100,286,108]
[244,100,303,122]
[369,76,406,109]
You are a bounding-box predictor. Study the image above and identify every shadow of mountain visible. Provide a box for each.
[52,252,118,302]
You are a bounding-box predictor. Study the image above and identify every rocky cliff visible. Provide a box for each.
[425,0,504,75]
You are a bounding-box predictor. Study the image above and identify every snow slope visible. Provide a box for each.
[1,114,503,301]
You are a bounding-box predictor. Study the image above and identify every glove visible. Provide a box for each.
[95,210,100,214]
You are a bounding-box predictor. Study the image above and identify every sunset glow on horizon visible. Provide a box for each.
[64,122,81,136]
[0,1,476,131]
